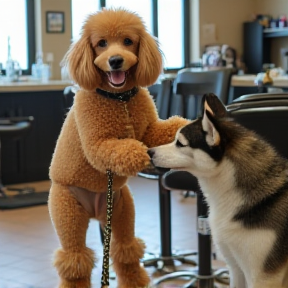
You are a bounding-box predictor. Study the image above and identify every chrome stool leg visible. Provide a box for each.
[141,174,197,272]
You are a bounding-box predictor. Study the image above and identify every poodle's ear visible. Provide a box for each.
[61,37,99,90]
[136,33,163,87]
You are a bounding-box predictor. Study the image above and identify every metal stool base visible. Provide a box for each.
[152,267,229,288]
[142,250,197,272]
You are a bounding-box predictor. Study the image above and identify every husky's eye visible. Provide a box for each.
[176,140,186,148]
[124,38,133,46]
[98,39,107,47]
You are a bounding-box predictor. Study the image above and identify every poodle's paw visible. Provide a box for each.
[112,145,150,176]
[59,278,91,288]
[114,263,150,288]
[117,282,152,288]
[129,285,152,288]
[53,247,95,285]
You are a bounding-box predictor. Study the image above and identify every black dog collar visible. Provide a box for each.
[96,87,139,102]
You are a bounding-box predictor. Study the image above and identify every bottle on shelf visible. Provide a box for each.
[32,51,51,82]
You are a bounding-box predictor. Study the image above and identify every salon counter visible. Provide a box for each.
[0,80,72,92]
[230,74,288,102]
[231,75,288,87]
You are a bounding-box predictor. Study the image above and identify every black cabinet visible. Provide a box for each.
[0,90,71,184]
[243,22,288,74]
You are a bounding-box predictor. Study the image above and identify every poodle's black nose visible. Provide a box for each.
[147,149,155,159]
[109,56,124,69]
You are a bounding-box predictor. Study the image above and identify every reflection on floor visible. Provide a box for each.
[0,176,228,288]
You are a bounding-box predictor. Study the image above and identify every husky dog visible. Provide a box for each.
[148,93,288,288]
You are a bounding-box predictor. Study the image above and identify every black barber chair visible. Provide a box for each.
[227,92,288,158]
[170,67,233,119]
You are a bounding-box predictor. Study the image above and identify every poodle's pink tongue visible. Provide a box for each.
[108,71,126,85]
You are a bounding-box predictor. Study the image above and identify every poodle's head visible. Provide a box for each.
[63,8,163,91]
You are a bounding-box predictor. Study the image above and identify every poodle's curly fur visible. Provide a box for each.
[48,8,189,288]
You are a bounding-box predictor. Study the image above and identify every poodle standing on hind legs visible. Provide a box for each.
[48,8,189,288]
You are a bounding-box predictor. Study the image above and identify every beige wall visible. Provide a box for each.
[199,0,256,59]
[198,0,288,67]
[255,0,288,16]
[38,0,72,79]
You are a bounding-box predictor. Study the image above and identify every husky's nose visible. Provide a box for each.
[147,149,155,159]
[109,56,124,69]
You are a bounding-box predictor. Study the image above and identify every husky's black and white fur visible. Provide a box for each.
[149,94,288,288]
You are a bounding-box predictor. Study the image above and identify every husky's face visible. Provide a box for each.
[149,93,227,177]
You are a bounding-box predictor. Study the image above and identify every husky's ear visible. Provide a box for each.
[201,93,227,118]
[202,101,221,146]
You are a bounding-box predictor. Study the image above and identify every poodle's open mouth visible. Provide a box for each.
[106,71,127,88]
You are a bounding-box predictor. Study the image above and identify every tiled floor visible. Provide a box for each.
[0,176,228,288]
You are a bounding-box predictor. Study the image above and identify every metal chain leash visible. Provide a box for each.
[101,169,114,288]
[101,97,135,287]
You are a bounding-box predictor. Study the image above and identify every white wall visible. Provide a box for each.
[197,0,256,59]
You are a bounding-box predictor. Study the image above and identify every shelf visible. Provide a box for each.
[263,27,288,38]
[244,21,288,74]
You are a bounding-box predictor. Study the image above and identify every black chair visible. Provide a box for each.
[159,92,288,287]
[170,68,233,119]
[227,92,288,158]
[154,76,175,120]
[0,117,34,198]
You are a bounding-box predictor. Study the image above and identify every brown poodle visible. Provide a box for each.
[48,8,189,288]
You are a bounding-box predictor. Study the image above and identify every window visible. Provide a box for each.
[0,0,35,74]
[72,0,101,41]
[158,0,184,69]
[71,0,189,70]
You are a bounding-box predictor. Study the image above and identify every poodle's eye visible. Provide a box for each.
[124,38,133,46]
[98,39,107,47]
